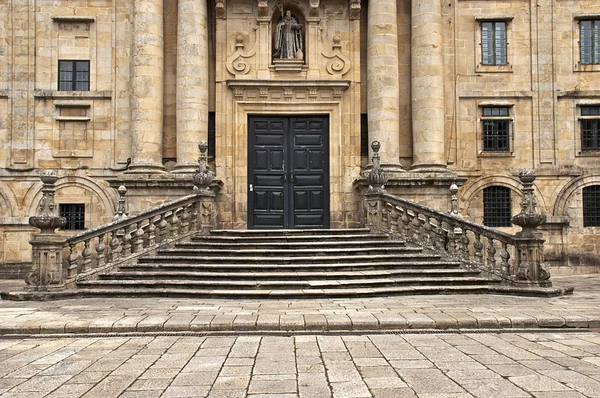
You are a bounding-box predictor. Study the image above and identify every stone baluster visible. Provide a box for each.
[158,213,169,242]
[511,170,552,287]
[109,230,121,262]
[473,233,483,265]
[67,242,79,279]
[390,207,400,235]
[500,242,511,277]
[460,229,470,261]
[147,217,157,246]
[422,216,434,251]
[122,225,133,256]
[170,210,180,238]
[132,222,145,253]
[411,212,421,243]
[26,170,67,289]
[401,209,411,241]
[81,239,92,272]
[96,234,106,268]
[446,223,457,258]
[487,238,497,271]
[435,220,447,252]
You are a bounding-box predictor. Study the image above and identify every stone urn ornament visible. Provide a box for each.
[193,141,215,191]
[367,141,388,192]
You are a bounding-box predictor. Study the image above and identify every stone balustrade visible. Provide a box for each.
[365,142,552,288]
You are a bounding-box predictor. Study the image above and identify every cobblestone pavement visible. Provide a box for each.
[1,332,600,397]
[0,275,599,334]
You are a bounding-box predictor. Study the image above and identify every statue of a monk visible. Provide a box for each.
[274,10,303,60]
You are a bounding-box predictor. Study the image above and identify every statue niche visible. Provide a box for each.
[272,3,305,71]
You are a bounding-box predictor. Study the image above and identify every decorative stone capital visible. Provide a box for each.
[193,141,215,191]
[367,141,388,192]
[216,0,226,19]
[349,0,361,20]
[29,170,66,234]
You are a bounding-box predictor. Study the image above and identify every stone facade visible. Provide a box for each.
[0,0,599,275]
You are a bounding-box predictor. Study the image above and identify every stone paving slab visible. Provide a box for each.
[1,332,600,397]
[0,275,597,335]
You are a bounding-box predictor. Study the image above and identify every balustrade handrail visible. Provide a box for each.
[65,193,201,246]
[374,191,517,245]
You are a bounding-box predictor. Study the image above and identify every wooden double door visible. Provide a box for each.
[248,115,330,229]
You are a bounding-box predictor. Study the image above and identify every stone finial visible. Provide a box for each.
[367,141,388,192]
[113,185,128,221]
[449,183,462,217]
[193,141,215,191]
[511,169,546,238]
[29,170,66,233]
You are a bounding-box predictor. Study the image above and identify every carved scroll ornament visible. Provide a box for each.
[321,35,351,76]
[226,33,257,77]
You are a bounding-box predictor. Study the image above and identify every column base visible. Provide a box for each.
[125,162,166,174]
[410,162,449,173]
[171,163,199,174]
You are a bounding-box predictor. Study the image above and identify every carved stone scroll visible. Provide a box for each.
[226,33,257,77]
[321,35,351,76]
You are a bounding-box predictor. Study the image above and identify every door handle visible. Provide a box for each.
[249,184,253,192]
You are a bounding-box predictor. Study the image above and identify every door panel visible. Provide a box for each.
[248,115,329,229]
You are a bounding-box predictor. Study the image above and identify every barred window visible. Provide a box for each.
[483,186,512,227]
[482,106,511,152]
[580,106,600,151]
[482,21,507,66]
[580,20,600,65]
[583,186,600,227]
[59,203,85,230]
[58,60,90,91]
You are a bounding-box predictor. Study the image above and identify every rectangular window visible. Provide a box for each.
[580,106,600,151]
[208,111,216,159]
[360,113,368,157]
[482,21,507,66]
[483,186,512,227]
[58,60,90,91]
[580,20,600,65]
[482,106,511,152]
[59,203,85,230]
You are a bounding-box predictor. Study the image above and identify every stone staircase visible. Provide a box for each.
[76,228,501,297]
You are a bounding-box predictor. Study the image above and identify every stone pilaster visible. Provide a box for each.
[127,0,165,173]
[367,0,403,172]
[410,0,446,171]
[173,0,209,173]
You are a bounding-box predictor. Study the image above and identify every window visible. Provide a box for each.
[481,21,507,66]
[580,106,600,151]
[481,106,511,152]
[583,186,600,227]
[361,113,368,157]
[208,112,216,159]
[580,20,600,65]
[59,203,85,230]
[58,60,90,91]
[483,186,512,227]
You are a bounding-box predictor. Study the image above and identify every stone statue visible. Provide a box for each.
[274,6,303,60]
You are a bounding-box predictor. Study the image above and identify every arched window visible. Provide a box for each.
[483,186,511,227]
[583,185,600,227]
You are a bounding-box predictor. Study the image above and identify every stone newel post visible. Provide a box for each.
[26,170,67,289]
[365,141,388,231]
[193,141,216,234]
[511,170,552,287]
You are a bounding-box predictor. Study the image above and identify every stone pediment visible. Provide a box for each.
[226,79,350,102]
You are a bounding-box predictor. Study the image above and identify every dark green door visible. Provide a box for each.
[248,116,329,229]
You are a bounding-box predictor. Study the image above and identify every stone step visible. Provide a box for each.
[70,284,497,298]
[209,228,371,236]
[138,253,444,265]
[190,233,389,243]
[122,260,463,272]
[157,246,420,257]
[175,239,402,250]
[101,268,480,281]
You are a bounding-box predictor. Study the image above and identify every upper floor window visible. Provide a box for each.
[58,60,90,91]
[481,21,507,66]
[483,186,512,227]
[583,186,600,227]
[581,106,600,151]
[482,106,511,152]
[580,20,600,65]
[59,203,85,230]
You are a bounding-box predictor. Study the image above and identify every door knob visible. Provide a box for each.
[249,184,253,192]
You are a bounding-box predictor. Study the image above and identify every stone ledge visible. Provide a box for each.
[34,90,112,100]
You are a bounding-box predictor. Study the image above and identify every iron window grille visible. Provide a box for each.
[580,106,600,151]
[580,20,600,65]
[583,186,600,227]
[481,21,507,66]
[483,186,512,227]
[481,106,512,152]
[59,203,85,230]
[58,60,90,91]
